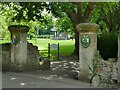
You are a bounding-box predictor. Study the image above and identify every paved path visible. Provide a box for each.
[2,60,94,88]
[2,72,94,88]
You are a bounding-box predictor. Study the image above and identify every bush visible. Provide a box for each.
[97,32,118,60]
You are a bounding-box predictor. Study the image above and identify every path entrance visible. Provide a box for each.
[2,57,92,88]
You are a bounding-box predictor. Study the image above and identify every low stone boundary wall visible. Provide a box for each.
[91,52,118,87]
[2,43,11,71]
[1,42,40,72]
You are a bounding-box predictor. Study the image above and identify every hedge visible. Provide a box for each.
[97,32,118,60]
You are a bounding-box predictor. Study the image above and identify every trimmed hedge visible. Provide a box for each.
[37,35,51,39]
[97,32,118,60]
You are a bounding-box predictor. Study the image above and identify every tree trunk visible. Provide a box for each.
[65,9,80,57]
[72,28,79,57]
[65,2,96,57]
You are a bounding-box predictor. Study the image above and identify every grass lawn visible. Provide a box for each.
[0,39,10,44]
[0,38,75,59]
[27,38,75,56]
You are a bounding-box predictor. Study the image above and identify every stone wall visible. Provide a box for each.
[91,52,118,87]
[2,43,11,71]
[25,42,40,71]
[99,59,118,87]
[1,42,40,72]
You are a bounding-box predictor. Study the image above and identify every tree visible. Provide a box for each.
[91,2,120,32]
[49,2,96,55]
[54,12,74,36]
[1,2,96,56]
[0,3,12,40]
[65,2,96,55]
[0,2,51,39]
[90,2,119,60]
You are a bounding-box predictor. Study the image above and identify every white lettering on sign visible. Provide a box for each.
[50,44,58,50]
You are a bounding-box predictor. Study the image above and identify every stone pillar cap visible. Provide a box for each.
[77,23,99,32]
[8,25,29,33]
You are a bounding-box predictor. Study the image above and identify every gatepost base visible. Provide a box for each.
[78,72,93,83]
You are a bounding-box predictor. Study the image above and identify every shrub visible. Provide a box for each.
[97,32,118,60]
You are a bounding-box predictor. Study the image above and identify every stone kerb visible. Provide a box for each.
[77,23,99,79]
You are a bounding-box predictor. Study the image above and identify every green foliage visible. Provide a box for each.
[1,2,119,57]
[54,12,74,35]
[91,2,120,32]
[50,2,76,17]
[0,2,54,39]
[0,11,10,40]
[10,2,45,21]
[97,31,118,60]
[89,53,102,75]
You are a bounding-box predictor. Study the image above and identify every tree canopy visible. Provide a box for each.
[0,2,119,56]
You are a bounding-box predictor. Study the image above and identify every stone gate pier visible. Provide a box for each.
[5,25,40,72]
[118,32,120,83]
[8,25,29,69]
[77,23,99,80]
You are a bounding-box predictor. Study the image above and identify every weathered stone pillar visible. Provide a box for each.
[8,25,29,71]
[117,32,120,83]
[0,31,1,89]
[77,23,99,79]
[0,44,2,71]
